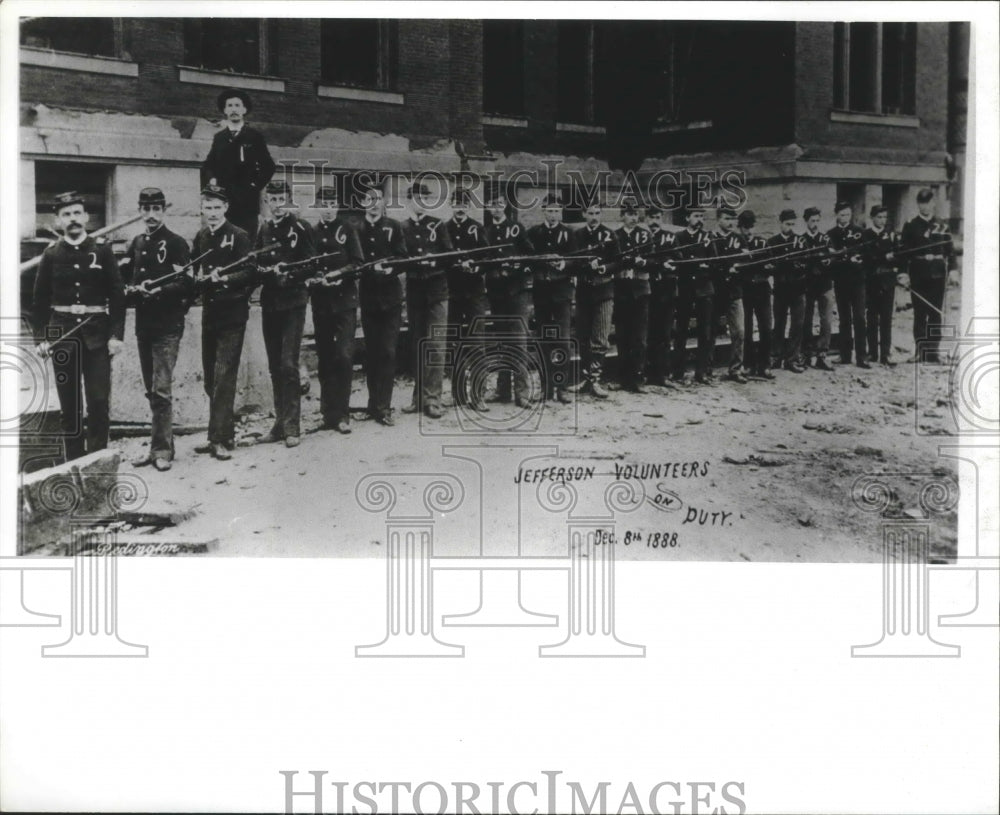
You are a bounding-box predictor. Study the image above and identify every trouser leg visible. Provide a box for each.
[786,290,806,366]
[726,297,744,374]
[82,342,111,454]
[834,275,853,360]
[142,333,181,459]
[672,291,693,377]
[694,295,714,377]
[849,279,867,362]
[208,322,246,446]
[51,337,85,461]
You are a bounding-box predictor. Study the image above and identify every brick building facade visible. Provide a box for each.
[20,18,968,243]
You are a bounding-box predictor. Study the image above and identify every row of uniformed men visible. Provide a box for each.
[32,183,951,467]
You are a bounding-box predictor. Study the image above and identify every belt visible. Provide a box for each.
[53,305,108,315]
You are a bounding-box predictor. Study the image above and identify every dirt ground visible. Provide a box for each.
[107,290,960,562]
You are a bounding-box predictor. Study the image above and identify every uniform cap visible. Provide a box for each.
[779,209,797,222]
[737,210,756,228]
[685,204,706,217]
[645,204,663,217]
[717,206,737,218]
[916,187,935,203]
[803,206,821,220]
[870,205,888,218]
[200,183,228,202]
[620,198,640,215]
[265,180,292,197]
[451,188,472,208]
[317,186,340,204]
[138,187,167,207]
[407,182,433,199]
[834,200,853,213]
[216,88,253,114]
[53,190,84,212]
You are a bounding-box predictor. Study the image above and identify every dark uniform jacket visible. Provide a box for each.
[706,229,749,301]
[200,125,275,221]
[612,226,651,299]
[673,227,713,298]
[741,234,771,288]
[192,221,254,327]
[901,215,952,280]
[359,215,407,312]
[861,227,900,279]
[799,229,833,290]
[310,217,364,313]
[765,231,801,289]
[527,222,578,302]
[826,224,867,283]
[648,226,678,287]
[33,235,125,349]
[483,218,533,298]
[122,224,192,338]
[576,223,619,300]
[256,214,315,311]
[444,216,486,298]
[401,214,453,299]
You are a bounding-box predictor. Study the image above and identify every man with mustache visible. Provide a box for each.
[33,191,126,462]
[200,89,276,240]
[121,187,193,471]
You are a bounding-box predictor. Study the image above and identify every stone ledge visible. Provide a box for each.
[178,66,286,95]
[20,47,138,77]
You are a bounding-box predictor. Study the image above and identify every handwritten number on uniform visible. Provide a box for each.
[156,240,168,264]
[383,227,393,239]
[287,225,298,248]
[220,233,234,250]
[509,225,520,238]
[335,226,347,245]
[88,252,102,270]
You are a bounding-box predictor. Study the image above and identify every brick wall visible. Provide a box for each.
[794,22,949,157]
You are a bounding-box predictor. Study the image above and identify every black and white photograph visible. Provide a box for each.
[1,2,997,813]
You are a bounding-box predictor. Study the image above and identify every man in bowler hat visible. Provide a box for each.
[201,89,276,240]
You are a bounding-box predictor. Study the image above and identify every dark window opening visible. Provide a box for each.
[834,21,916,115]
[184,19,276,75]
[653,22,716,125]
[882,23,917,115]
[556,21,611,125]
[483,20,525,116]
[320,19,397,89]
[20,18,117,58]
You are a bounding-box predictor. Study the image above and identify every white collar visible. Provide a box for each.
[63,231,89,247]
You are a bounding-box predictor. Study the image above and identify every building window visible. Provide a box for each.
[556,21,611,125]
[320,19,397,89]
[33,161,111,237]
[183,19,278,76]
[483,20,525,116]
[834,22,917,115]
[652,22,715,125]
[20,18,123,59]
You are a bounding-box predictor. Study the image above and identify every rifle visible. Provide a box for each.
[36,315,95,358]
[262,250,351,286]
[21,208,167,273]
[192,242,280,292]
[307,245,518,287]
[890,239,953,261]
[733,236,879,273]
[125,249,212,299]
